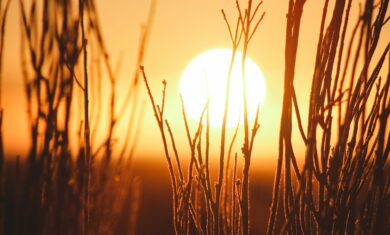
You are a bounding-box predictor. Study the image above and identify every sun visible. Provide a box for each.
[179,48,266,128]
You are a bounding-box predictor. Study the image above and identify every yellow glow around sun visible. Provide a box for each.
[179,48,266,128]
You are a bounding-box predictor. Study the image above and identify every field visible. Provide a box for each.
[0,0,389,234]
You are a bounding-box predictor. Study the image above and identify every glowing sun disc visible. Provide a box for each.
[179,48,266,128]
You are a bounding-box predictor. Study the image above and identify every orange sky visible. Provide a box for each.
[2,1,389,167]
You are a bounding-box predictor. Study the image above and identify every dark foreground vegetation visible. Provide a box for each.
[0,0,152,234]
[0,0,389,235]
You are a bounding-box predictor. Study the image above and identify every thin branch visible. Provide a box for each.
[64,61,85,91]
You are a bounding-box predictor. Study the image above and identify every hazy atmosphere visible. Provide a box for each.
[0,0,389,234]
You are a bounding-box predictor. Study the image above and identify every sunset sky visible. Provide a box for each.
[2,0,389,166]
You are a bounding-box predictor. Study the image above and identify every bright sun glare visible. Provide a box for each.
[179,48,266,128]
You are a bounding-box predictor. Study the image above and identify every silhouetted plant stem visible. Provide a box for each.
[215,43,237,235]
[79,0,91,234]
[267,0,305,234]
[0,1,11,231]
[269,0,389,234]
[141,67,181,234]
[4,0,148,234]
[233,1,265,234]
